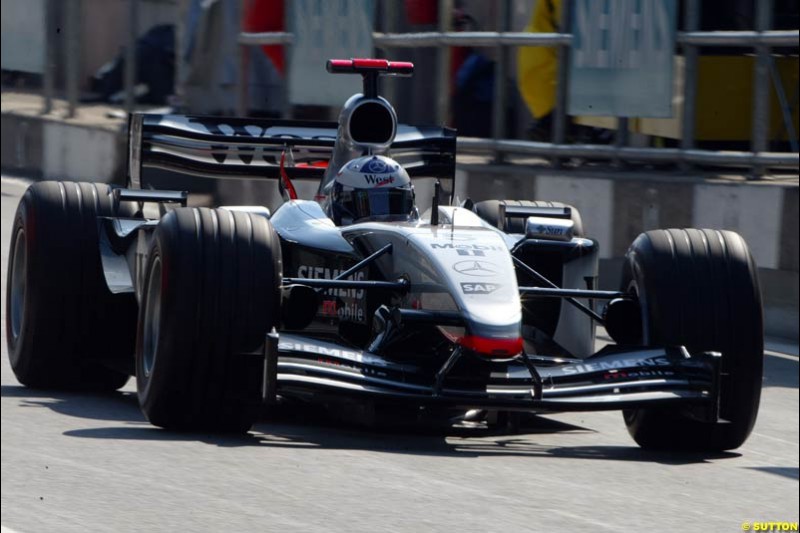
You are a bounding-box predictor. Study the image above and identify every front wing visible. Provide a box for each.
[268,334,721,417]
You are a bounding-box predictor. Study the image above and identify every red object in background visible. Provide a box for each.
[450,48,467,94]
[326,59,415,75]
[279,151,298,200]
[402,1,468,98]
[296,161,329,168]
[404,0,437,25]
[243,0,285,75]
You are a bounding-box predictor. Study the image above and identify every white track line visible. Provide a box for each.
[0,176,33,187]
[765,350,799,362]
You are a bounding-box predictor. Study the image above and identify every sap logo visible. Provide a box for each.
[364,174,394,186]
[461,282,502,294]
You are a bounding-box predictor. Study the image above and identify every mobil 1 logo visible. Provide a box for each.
[461,282,502,294]
[430,243,504,257]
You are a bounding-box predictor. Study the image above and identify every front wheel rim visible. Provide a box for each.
[9,227,27,342]
[142,256,162,377]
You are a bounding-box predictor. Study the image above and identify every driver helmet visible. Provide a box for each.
[327,155,416,225]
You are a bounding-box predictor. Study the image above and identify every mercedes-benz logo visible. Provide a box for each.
[363,157,393,174]
[453,260,498,277]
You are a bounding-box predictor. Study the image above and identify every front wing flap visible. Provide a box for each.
[272,334,721,414]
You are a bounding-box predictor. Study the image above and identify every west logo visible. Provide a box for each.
[364,175,394,186]
[461,282,502,294]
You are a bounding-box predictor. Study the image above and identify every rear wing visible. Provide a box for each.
[127,113,456,194]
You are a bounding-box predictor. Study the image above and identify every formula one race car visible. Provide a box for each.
[6,59,764,451]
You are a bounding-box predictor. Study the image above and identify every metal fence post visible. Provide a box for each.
[680,0,699,171]
[751,0,773,179]
[768,55,799,152]
[173,0,187,111]
[613,118,629,168]
[237,44,249,117]
[281,5,292,119]
[65,0,81,118]
[380,0,399,109]
[491,0,510,164]
[551,0,573,168]
[436,0,453,126]
[237,0,248,117]
[282,44,292,119]
[42,0,56,115]
[124,0,139,114]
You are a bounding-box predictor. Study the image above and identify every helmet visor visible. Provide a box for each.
[339,187,415,222]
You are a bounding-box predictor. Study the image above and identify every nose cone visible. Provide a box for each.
[407,227,522,345]
[457,334,524,358]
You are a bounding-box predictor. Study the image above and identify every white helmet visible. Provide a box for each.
[327,155,415,225]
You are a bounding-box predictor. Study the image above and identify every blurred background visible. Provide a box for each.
[2,0,798,162]
[1,0,798,339]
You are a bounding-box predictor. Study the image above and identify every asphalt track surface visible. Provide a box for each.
[1,176,798,533]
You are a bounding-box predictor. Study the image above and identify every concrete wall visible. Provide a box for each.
[1,99,126,183]
[1,113,43,176]
[458,165,799,272]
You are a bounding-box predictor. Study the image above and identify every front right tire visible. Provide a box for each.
[621,228,763,451]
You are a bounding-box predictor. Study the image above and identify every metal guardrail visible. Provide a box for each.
[239,29,800,48]
[457,138,798,167]
[370,30,800,47]
[238,1,799,174]
[238,31,293,46]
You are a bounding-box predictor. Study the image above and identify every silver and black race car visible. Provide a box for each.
[6,59,764,451]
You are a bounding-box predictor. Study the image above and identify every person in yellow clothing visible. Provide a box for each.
[517,0,561,141]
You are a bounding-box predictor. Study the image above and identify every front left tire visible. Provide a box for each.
[6,181,136,391]
[135,207,282,432]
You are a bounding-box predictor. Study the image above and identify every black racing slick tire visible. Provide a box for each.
[6,181,136,391]
[135,207,282,433]
[472,200,584,236]
[621,229,764,452]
